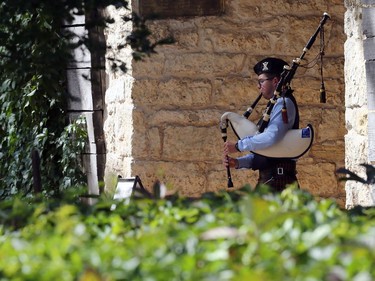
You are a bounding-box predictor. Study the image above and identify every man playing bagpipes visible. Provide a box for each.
[223,57,300,192]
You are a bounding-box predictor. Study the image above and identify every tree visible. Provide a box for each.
[0,0,156,198]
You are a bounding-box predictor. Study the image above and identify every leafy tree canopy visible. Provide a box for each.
[0,0,131,198]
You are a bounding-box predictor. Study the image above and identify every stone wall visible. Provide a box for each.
[344,0,375,208]
[103,0,347,206]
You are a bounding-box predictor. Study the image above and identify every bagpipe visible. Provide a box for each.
[220,12,330,188]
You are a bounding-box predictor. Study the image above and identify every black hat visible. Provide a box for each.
[253,57,289,76]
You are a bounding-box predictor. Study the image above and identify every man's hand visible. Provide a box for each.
[223,154,239,168]
[223,141,238,155]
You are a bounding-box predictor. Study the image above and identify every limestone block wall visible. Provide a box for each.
[344,0,375,208]
[103,5,135,186]
[103,0,347,205]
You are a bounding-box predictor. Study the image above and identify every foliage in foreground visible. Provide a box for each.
[1,186,375,281]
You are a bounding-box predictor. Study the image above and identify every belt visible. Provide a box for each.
[269,160,297,177]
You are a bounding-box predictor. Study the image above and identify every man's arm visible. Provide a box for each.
[237,98,296,152]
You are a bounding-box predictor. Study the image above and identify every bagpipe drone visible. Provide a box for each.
[220,12,331,188]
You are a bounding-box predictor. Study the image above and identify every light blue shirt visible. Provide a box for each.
[236,97,296,169]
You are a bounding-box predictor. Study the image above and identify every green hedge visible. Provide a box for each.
[1,186,374,281]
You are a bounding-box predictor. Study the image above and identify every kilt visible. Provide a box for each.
[258,160,298,192]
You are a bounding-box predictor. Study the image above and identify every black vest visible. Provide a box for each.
[252,94,299,170]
